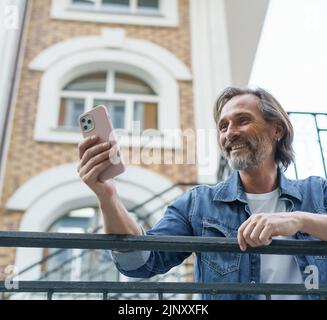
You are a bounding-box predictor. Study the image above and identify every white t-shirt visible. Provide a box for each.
[245,188,304,300]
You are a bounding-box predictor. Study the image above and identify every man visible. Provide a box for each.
[77,87,327,300]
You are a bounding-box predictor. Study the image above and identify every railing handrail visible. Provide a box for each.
[1,231,327,255]
[288,111,327,116]
[1,281,327,296]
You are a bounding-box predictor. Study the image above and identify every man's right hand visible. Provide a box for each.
[77,135,117,198]
[77,135,142,236]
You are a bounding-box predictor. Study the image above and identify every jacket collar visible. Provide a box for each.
[213,167,302,203]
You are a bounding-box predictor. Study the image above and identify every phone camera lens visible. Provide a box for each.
[81,119,86,123]
[83,125,88,130]
[87,120,92,124]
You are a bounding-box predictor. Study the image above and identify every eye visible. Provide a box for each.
[219,124,227,132]
[240,117,250,125]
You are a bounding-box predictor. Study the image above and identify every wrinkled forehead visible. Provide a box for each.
[219,94,263,121]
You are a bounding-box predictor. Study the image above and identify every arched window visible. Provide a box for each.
[41,205,188,299]
[43,207,121,283]
[59,70,159,131]
[30,30,192,146]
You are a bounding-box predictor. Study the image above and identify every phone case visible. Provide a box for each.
[79,105,125,181]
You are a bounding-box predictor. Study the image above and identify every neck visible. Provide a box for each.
[239,161,278,194]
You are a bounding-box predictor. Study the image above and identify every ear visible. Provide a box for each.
[274,122,284,141]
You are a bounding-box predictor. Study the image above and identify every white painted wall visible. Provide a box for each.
[225,0,269,86]
[190,0,232,183]
[190,0,270,183]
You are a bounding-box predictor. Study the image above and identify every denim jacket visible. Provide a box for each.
[113,169,327,300]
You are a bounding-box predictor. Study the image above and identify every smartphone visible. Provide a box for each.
[79,105,125,181]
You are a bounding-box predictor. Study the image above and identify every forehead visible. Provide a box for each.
[219,94,263,121]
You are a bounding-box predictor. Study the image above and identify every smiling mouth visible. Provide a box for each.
[229,144,247,152]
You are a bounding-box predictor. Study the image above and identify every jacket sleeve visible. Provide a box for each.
[112,189,195,278]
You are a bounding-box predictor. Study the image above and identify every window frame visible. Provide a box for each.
[59,69,159,132]
[51,0,178,27]
[71,0,160,15]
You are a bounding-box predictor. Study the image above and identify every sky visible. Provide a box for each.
[249,0,327,179]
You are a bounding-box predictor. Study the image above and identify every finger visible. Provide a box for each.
[81,159,112,184]
[78,135,99,160]
[237,229,247,251]
[242,223,260,247]
[238,219,252,251]
[249,223,266,246]
[238,218,251,234]
[259,225,273,245]
[79,149,111,177]
[244,236,258,248]
[80,142,110,168]
[108,144,122,165]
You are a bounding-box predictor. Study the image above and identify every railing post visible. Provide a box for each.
[313,115,327,178]
[47,290,54,300]
[103,291,108,300]
[158,291,164,300]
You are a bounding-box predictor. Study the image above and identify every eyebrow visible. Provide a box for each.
[218,112,254,126]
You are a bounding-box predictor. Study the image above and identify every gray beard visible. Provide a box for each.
[223,135,273,171]
[228,150,258,170]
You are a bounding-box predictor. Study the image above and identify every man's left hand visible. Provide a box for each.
[237,212,302,251]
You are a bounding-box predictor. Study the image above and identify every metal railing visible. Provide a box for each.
[1,231,327,300]
[288,112,327,179]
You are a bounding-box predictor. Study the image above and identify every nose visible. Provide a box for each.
[225,124,240,142]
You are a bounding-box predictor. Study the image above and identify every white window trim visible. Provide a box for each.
[59,69,160,131]
[29,29,191,80]
[51,0,179,27]
[34,50,181,148]
[6,163,182,280]
[30,29,192,149]
[72,0,161,15]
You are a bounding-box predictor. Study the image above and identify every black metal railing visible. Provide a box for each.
[1,231,327,300]
[288,112,327,179]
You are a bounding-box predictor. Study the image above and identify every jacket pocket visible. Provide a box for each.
[201,219,241,276]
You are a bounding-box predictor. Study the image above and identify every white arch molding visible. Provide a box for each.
[29,28,192,148]
[6,163,182,280]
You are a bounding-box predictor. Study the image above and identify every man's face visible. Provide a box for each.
[217,94,276,171]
